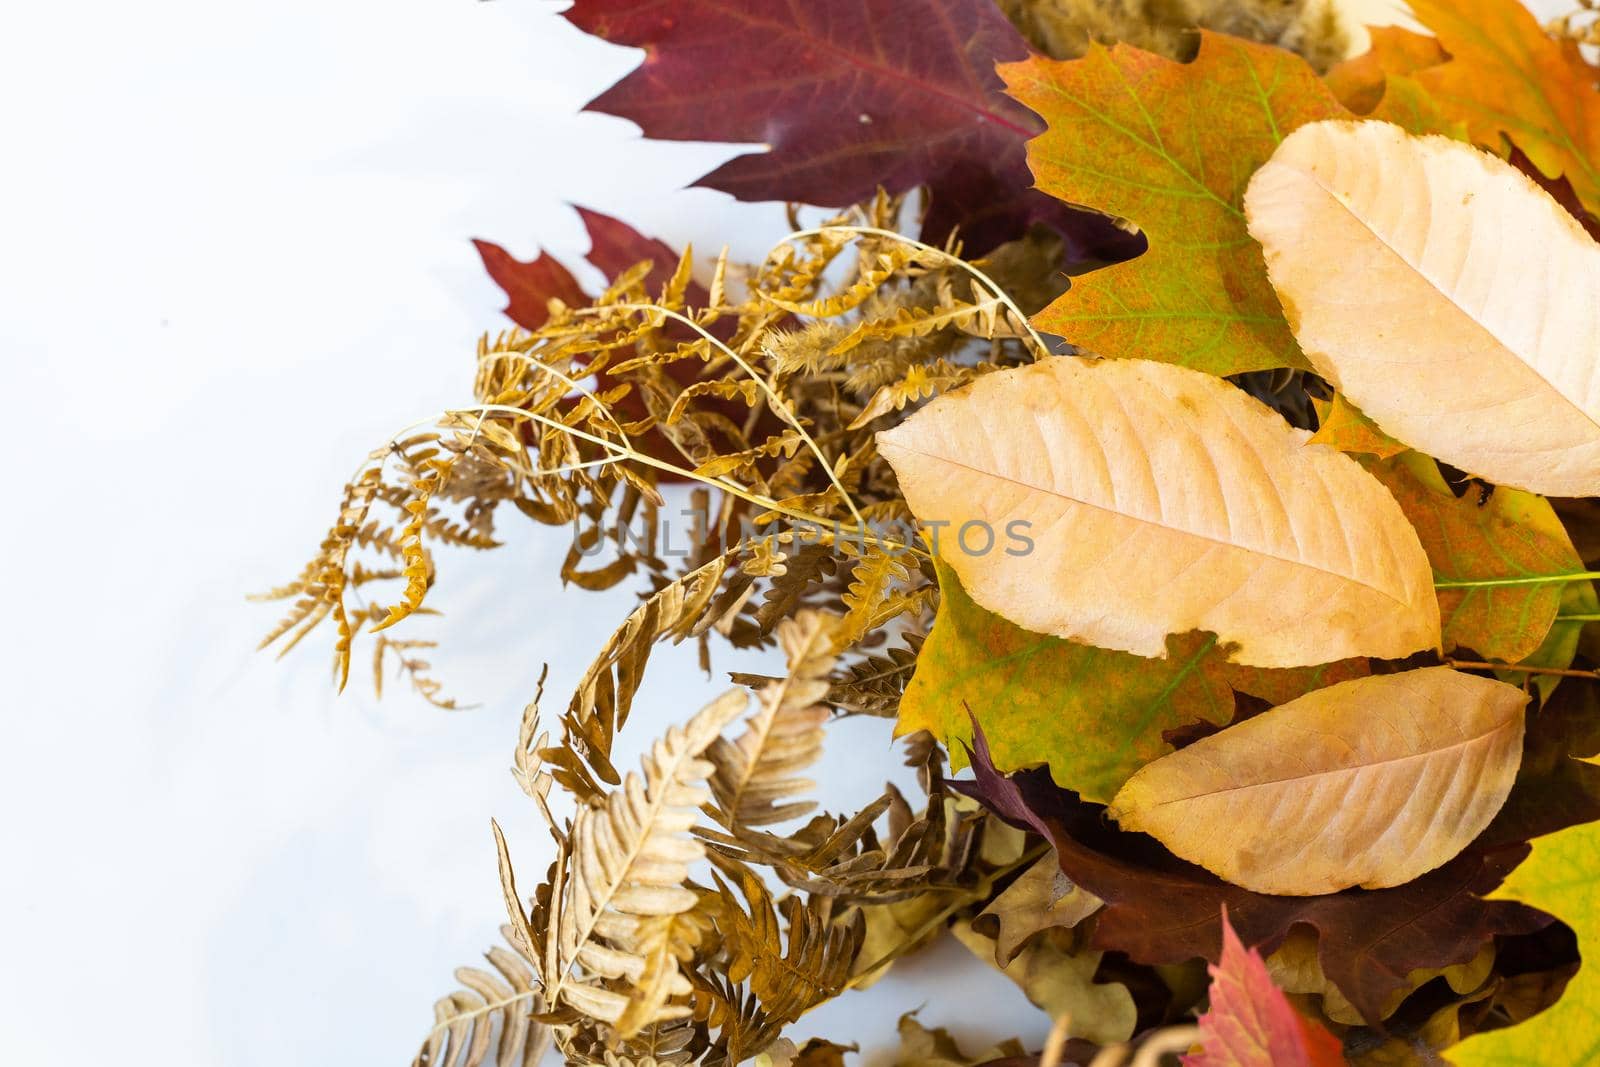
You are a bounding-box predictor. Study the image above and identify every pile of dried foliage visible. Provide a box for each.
[261,0,1600,1063]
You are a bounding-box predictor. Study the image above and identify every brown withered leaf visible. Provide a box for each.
[954,722,1552,1026]
[971,852,1102,964]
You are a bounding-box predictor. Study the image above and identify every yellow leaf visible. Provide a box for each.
[1448,813,1600,1065]
[1108,667,1527,896]
[875,356,1438,668]
[1246,120,1600,497]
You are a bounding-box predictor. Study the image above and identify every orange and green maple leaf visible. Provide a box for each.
[1409,0,1600,217]
[1000,32,1346,375]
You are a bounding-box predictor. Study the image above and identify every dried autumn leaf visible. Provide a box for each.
[1409,0,1600,217]
[1308,394,1406,459]
[562,0,1134,257]
[1183,910,1345,1067]
[876,357,1438,668]
[1449,801,1600,1065]
[957,726,1553,1026]
[900,556,1366,802]
[1109,667,1528,895]
[1246,119,1600,497]
[1324,25,1446,117]
[971,852,1102,964]
[1002,32,1347,374]
[950,921,1136,1046]
[1363,452,1587,665]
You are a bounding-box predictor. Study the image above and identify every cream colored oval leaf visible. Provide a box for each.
[875,357,1438,668]
[1108,667,1527,896]
[1246,119,1600,497]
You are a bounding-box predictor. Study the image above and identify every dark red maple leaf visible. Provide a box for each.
[561,0,1139,259]
[474,206,705,332]
[953,723,1552,1027]
[1184,910,1346,1066]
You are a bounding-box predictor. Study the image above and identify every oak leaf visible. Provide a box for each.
[951,922,1137,1046]
[561,0,1135,257]
[955,725,1552,1027]
[1183,910,1345,1067]
[1002,32,1346,374]
[1324,26,1446,117]
[899,556,1366,803]
[1409,0,1600,218]
[876,357,1439,668]
[1108,668,1528,895]
[1247,120,1600,497]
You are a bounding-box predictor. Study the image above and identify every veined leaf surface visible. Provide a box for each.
[1109,667,1528,896]
[877,357,1438,668]
[1246,120,1600,497]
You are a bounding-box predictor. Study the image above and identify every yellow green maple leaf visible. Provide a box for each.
[898,557,1364,803]
[1448,804,1600,1066]
[999,31,1346,375]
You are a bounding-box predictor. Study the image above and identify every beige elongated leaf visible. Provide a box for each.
[1245,120,1600,497]
[876,357,1438,668]
[1108,667,1528,896]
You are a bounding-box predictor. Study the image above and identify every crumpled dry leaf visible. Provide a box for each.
[1109,667,1528,895]
[1267,926,1495,1026]
[889,1013,1029,1067]
[972,851,1103,964]
[952,922,1136,1046]
[1246,119,1600,497]
[877,356,1438,668]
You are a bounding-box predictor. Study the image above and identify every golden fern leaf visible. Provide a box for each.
[706,610,841,830]
[826,636,924,717]
[541,689,748,1039]
[711,866,865,1036]
[847,359,993,430]
[836,549,914,647]
[554,554,734,800]
[412,926,552,1067]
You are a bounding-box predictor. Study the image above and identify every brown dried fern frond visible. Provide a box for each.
[706,610,841,831]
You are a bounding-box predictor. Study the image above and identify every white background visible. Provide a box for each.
[0,1,1551,1064]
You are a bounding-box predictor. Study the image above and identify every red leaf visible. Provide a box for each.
[561,0,1138,257]
[572,205,709,305]
[1184,910,1346,1066]
[954,722,1552,1027]
[472,238,586,331]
